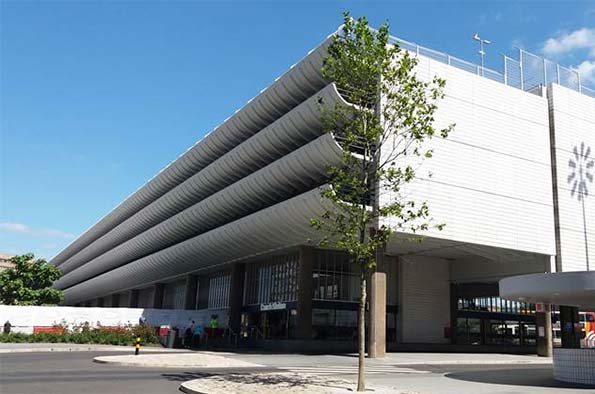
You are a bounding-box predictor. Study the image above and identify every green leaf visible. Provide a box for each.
[312,12,450,285]
[0,253,64,305]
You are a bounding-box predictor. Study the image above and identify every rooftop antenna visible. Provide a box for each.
[473,33,491,76]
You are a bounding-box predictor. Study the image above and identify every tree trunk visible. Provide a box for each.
[357,271,367,392]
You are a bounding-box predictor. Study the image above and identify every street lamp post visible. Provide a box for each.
[473,33,491,77]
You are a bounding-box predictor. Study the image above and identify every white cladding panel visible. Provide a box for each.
[399,256,450,343]
[381,55,555,255]
[549,84,595,271]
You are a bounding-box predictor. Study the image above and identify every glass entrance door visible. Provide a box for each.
[262,310,288,339]
[456,317,482,345]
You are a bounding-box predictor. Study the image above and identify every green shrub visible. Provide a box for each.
[131,324,159,344]
[0,325,160,345]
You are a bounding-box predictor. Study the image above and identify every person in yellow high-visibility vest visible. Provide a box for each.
[209,315,219,329]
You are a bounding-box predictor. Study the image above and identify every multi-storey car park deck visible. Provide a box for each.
[50,27,595,355]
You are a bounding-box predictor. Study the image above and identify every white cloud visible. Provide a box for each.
[542,27,595,87]
[0,222,75,240]
[543,28,595,57]
[510,38,525,49]
[0,222,29,233]
[574,60,595,84]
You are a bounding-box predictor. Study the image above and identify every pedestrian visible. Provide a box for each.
[193,322,204,348]
[3,321,11,335]
[210,314,219,329]
[184,320,195,348]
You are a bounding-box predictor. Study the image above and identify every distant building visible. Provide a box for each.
[0,253,15,271]
[50,27,594,355]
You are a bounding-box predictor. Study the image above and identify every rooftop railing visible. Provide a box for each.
[390,36,595,100]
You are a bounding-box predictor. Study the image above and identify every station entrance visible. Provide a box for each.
[242,303,297,340]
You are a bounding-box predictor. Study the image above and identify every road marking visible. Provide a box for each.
[277,365,430,376]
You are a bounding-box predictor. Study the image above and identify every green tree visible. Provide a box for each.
[0,253,64,305]
[311,13,453,392]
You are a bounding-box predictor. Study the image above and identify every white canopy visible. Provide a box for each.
[500,271,595,308]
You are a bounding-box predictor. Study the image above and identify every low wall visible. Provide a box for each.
[0,305,228,334]
[553,348,595,386]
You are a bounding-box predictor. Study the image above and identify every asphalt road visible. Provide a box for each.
[1,351,592,394]
[0,351,264,394]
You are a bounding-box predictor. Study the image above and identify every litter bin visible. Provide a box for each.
[166,328,176,348]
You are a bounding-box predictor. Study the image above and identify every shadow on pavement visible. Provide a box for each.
[161,371,351,391]
[446,367,594,390]
[161,368,270,382]
[161,372,210,382]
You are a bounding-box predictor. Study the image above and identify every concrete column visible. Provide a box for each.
[184,274,198,310]
[197,276,209,310]
[152,283,164,309]
[96,297,104,307]
[111,294,120,308]
[129,289,139,308]
[560,305,581,349]
[536,306,553,357]
[449,283,459,344]
[297,246,314,339]
[396,259,404,344]
[228,263,245,333]
[368,251,387,358]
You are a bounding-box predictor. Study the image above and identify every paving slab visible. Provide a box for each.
[179,372,406,394]
[378,352,553,365]
[94,352,264,368]
[195,351,552,368]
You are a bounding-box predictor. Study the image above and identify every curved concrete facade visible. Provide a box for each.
[56,83,350,278]
[51,34,334,269]
[56,134,345,290]
[62,187,333,303]
[49,32,359,305]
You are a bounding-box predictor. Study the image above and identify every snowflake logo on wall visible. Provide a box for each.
[568,142,594,201]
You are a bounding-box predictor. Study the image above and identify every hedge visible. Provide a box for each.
[0,325,160,345]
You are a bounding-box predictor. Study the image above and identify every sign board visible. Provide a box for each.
[538,327,545,337]
[260,302,286,312]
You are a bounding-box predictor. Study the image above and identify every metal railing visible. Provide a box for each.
[389,36,594,99]
[224,326,240,348]
[583,85,595,99]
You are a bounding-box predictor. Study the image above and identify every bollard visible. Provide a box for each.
[135,336,141,355]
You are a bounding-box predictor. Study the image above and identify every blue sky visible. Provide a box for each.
[1,1,594,260]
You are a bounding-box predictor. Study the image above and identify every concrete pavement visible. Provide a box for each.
[0,342,186,354]
[93,350,553,369]
[174,353,590,394]
[94,352,263,368]
[212,351,553,367]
